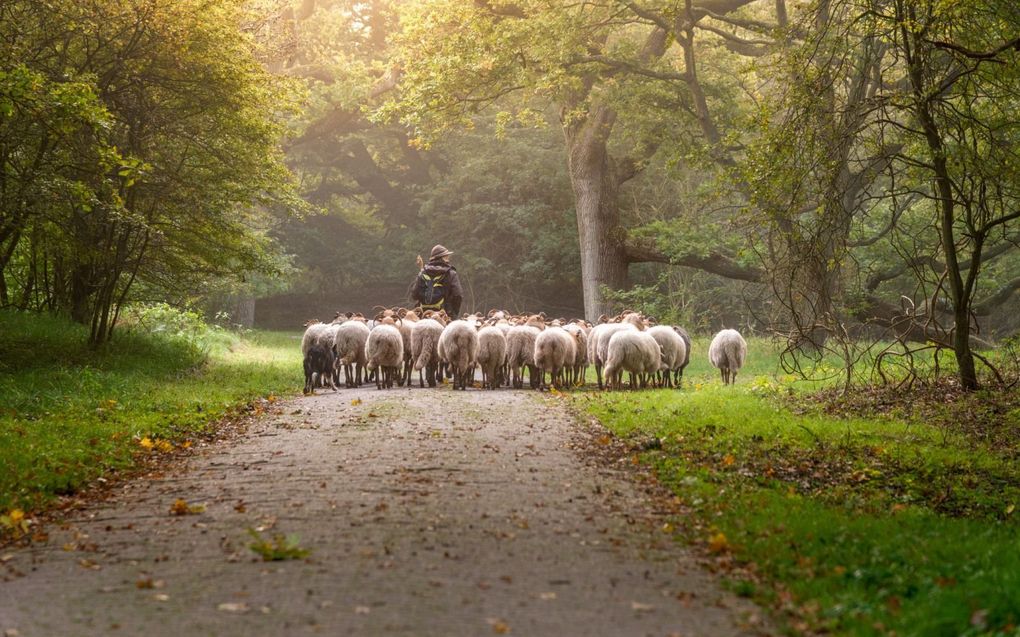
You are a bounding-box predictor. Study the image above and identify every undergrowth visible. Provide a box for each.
[0,308,302,516]
[576,346,1020,636]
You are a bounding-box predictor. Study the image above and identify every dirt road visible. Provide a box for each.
[1,387,767,636]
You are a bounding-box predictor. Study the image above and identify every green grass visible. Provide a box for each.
[0,310,302,515]
[574,340,1020,636]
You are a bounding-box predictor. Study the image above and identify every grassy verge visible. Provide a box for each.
[0,310,301,518]
[574,338,1020,636]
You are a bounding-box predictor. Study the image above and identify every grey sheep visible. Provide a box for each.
[476,326,508,390]
[411,318,444,388]
[563,323,588,387]
[366,323,404,389]
[534,326,575,390]
[709,329,747,385]
[647,325,688,388]
[301,321,328,355]
[439,319,479,390]
[333,320,370,387]
[603,330,663,390]
[672,326,692,387]
[506,324,541,389]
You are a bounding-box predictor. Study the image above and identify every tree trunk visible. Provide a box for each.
[233,294,255,328]
[901,2,978,389]
[562,104,629,321]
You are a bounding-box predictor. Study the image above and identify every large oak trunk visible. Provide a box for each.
[563,104,629,321]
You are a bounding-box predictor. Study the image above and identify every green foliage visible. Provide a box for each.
[0,0,302,342]
[0,309,302,512]
[578,343,1020,635]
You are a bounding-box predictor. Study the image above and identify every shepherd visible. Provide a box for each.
[409,244,464,318]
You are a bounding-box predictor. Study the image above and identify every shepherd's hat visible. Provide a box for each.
[430,244,454,260]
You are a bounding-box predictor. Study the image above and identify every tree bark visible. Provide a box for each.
[562,104,629,321]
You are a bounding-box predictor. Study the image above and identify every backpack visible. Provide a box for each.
[416,269,447,309]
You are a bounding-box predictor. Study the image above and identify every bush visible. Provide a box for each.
[119,303,237,353]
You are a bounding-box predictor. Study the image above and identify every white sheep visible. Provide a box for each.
[603,330,663,390]
[534,326,576,389]
[709,329,747,385]
[591,322,638,389]
[506,324,541,389]
[365,323,404,389]
[438,319,479,390]
[476,326,508,390]
[411,318,445,387]
[333,319,370,387]
[647,325,688,388]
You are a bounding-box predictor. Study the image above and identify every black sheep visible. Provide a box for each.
[303,343,337,395]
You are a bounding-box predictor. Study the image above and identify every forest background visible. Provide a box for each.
[3,0,1020,390]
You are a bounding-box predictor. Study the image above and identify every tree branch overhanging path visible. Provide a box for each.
[387,0,770,321]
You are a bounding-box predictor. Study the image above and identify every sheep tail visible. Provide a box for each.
[414,344,432,371]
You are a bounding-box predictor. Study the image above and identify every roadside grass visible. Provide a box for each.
[574,337,1020,636]
[0,310,302,516]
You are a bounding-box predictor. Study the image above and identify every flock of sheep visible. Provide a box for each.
[300,308,748,394]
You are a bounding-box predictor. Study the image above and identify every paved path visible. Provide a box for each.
[1,387,768,636]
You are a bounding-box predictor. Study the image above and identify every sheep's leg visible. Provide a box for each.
[595,364,604,390]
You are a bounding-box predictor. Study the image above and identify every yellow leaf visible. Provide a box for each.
[708,532,730,553]
[169,499,205,516]
[156,440,173,453]
[139,437,155,450]
[9,509,24,525]
[722,454,735,467]
[351,398,362,406]
[1007,504,1015,516]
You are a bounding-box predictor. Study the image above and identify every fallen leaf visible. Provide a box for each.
[355,606,371,615]
[139,437,155,450]
[351,399,362,406]
[217,602,250,613]
[487,618,511,634]
[539,592,556,600]
[722,454,735,467]
[708,532,730,554]
[631,601,655,612]
[169,499,206,516]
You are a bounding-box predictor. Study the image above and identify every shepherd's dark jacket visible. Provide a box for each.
[409,259,463,318]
